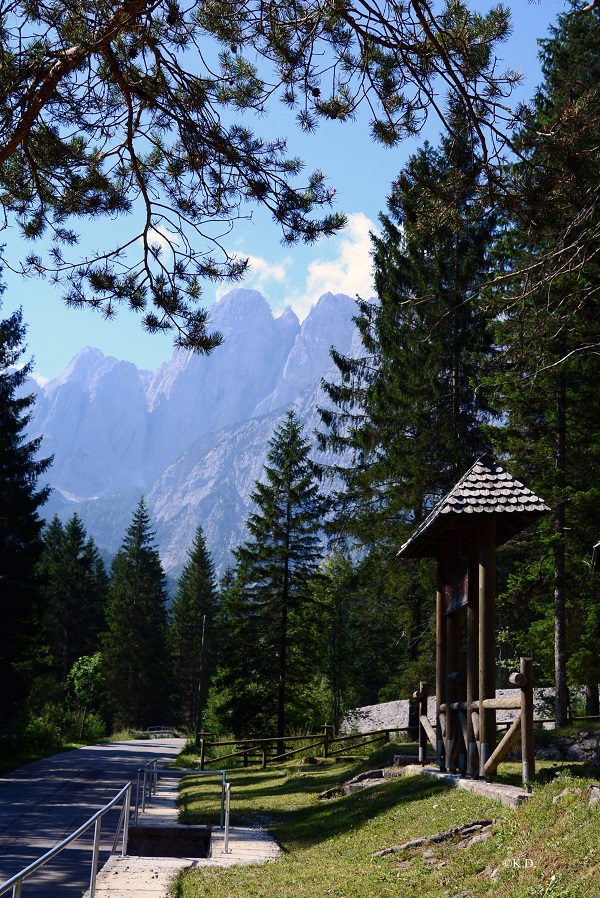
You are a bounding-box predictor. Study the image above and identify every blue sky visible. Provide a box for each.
[2,1,569,383]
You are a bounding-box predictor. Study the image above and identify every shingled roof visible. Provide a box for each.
[398,454,549,558]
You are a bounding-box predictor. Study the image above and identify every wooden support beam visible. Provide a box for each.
[477,697,522,711]
[448,718,461,767]
[459,711,469,754]
[436,551,448,771]
[478,514,496,777]
[420,715,437,754]
[483,713,522,777]
[467,540,479,777]
[520,657,535,783]
[446,610,461,772]
[418,682,429,765]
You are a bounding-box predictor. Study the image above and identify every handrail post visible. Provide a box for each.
[223,783,231,854]
[142,767,147,814]
[134,770,140,826]
[122,785,130,857]
[220,772,225,829]
[200,733,207,770]
[89,818,102,898]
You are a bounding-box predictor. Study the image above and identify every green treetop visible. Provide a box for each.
[171,524,218,729]
[219,410,323,744]
[0,298,51,731]
[103,497,172,729]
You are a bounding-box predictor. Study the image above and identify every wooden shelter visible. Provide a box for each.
[398,455,548,780]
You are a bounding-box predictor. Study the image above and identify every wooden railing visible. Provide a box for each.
[415,657,536,783]
[195,724,414,770]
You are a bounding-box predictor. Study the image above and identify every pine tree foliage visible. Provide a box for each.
[171,524,218,728]
[218,411,323,740]
[103,498,172,728]
[0,298,51,730]
[0,0,550,348]
[38,514,108,686]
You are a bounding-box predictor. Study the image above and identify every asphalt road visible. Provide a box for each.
[0,738,186,898]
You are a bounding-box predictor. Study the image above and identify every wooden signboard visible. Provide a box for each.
[443,558,469,616]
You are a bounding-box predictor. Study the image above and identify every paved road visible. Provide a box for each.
[0,738,186,898]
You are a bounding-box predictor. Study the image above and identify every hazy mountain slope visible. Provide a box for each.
[31,288,360,574]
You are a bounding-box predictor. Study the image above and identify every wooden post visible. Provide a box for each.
[520,656,535,784]
[446,612,461,773]
[478,514,496,778]
[262,744,268,769]
[436,552,447,771]
[467,542,479,777]
[243,744,249,768]
[418,682,428,766]
[323,724,332,758]
[199,732,208,771]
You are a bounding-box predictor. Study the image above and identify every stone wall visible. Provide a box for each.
[341,688,566,735]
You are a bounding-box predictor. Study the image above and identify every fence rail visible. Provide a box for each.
[0,783,131,898]
[196,724,413,770]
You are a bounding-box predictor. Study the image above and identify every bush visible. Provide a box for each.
[23,709,63,752]
[80,712,106,743]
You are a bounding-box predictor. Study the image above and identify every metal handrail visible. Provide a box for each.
[134,758,159,825]
[0,782,131,898]
[133,763,228,830]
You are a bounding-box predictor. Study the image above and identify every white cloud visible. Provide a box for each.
[212,212,377,320]
[244,253,292,292]
[288,212,377,321]
[32,373,49,387]
[215,253,292,301]
[146,225,179,255]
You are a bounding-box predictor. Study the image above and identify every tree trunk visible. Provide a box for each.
[554,366,568,727]
[585,684,600,717]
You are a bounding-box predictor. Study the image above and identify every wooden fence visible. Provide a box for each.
[195,724,413,770]
[416,657,536,782]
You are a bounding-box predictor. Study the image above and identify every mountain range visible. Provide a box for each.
[30,288,361,576]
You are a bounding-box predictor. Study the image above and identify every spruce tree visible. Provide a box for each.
[38,514,108,687]
[171,525,218,729]
[487,4,600,723]
[0,300,51,731]
[103,499,172,729]
[318,112,496,696]
[222,411,323,745]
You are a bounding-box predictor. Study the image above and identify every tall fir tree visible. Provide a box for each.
[171,525,218,730]
[38,514,108,688]
[218,411,323,745]
[103,499,172,729]
[0,299,51,732]
[487,4,600,722]
[318,111,496,698]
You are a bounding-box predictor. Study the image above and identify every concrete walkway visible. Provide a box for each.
[89,773,282,898]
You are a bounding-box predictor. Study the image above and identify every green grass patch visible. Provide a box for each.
[172,747,600,898]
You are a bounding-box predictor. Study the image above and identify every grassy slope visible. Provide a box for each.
[171,744,600,898]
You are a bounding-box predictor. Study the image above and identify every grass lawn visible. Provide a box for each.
[170,744,600,898]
